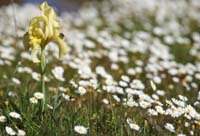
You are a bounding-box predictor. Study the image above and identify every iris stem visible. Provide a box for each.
[40,48,46,112]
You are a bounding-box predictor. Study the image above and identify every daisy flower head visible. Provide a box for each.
[5,126,16,136]
[164,123,175,133]
[129,123,140,131]
[52,66,65,82]
[74,125,88,135]
[34,92,44,100]
[9,112,21,119]
[0,115,7,122]
[17,129,26,136]
[29,97,38,104]
[77,86,87,95]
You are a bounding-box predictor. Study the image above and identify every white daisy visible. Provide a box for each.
[34,92,44,100]
[52,66,65,82]
[74,125,88,135]
[29,97,38,104]
[164,123,175,132]
[77,86,87,95]
[5,126,16,136]
[17,129,26,136]
[0,115,7,122]
[9,112,21,119]
[129,123,140,131]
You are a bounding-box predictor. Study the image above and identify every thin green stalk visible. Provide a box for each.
[40,48,46,112]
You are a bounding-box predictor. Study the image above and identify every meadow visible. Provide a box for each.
[0,0,200,135]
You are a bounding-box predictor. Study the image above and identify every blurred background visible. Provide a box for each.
[0,0,85,12]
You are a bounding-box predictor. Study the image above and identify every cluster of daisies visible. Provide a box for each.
[0,112,25,136]
[0,0,200,135]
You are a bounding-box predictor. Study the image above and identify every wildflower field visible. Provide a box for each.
[0,0,200,135]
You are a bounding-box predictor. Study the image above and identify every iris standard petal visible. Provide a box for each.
[40,1,49,11]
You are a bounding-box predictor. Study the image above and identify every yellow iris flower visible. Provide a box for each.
[23,1,67,63]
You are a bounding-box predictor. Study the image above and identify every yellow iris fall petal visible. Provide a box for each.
[53,36,68,59]
[23,1,67,63]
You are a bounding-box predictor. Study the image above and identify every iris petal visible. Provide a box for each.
[31,45,41,63]
[54,36,67,59]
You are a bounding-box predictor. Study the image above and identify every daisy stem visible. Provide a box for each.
[40,48,46,112]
